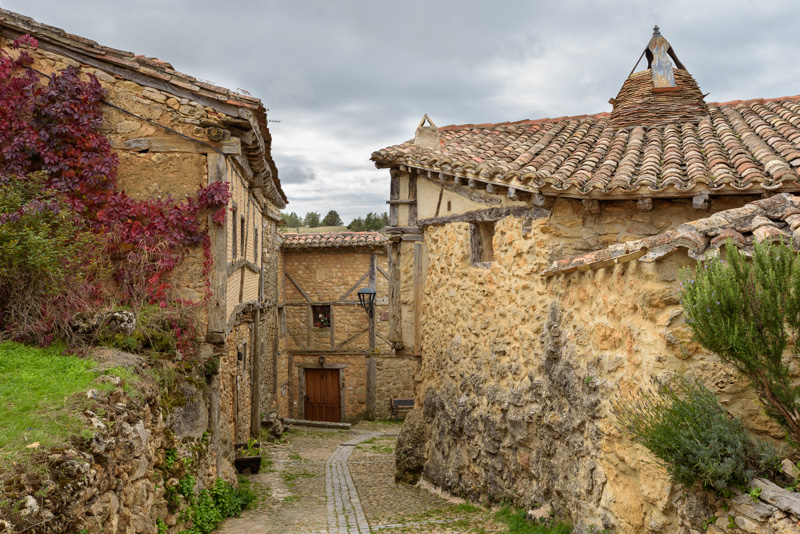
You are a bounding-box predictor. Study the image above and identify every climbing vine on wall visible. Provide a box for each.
[0,35,231,353]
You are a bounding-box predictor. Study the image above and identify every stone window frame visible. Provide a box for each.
[470,221,495,267]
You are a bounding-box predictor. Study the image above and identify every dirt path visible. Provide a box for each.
[217,422,504,534]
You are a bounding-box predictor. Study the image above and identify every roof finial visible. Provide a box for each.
[653,25,660,35]
[414,114,441,150]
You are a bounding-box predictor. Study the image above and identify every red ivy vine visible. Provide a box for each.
[0,35,231,354]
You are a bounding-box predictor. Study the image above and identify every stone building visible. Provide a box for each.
[0,9,286,449]
[372,28,800,533]
[275,231,418,422]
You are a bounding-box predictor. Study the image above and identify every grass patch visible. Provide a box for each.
[0,341,133,464]
[370,443,394,454]
[494,506,571,534]
[280,469,316,488]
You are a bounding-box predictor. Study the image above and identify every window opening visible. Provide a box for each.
[240,215,245,258]
[447,200,452,212]
[470,221,495,267]
[232,208,238,258]
[254,226,259,262]
[312,305,331,328]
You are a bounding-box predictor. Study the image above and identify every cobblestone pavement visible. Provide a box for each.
[217,422,505,534]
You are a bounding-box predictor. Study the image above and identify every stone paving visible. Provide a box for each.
[217,422,505,534]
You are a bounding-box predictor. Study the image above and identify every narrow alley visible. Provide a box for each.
[217,423,505,534]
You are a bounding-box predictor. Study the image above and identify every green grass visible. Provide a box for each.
[494,506,572,534]
[0,341,135,463]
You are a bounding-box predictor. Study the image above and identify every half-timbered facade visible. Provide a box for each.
[276,232,418,422]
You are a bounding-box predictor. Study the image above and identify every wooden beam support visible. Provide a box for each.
[207,153,228,337]
[110,136,241,155]
[419,206,549,227]
[389,168,400,227]
[385,226,423,234]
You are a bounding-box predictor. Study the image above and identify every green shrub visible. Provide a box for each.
[0,172,106,345]
[613,374,780,491]
[210,478,253,517]
[494,505,572,533]
[187,490,222,534]
[680,241,800,444]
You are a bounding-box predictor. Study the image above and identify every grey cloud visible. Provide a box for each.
[5,0,800,218]
[278,165,317,185]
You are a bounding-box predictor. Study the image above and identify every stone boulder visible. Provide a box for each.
[395,407,426,484]
[261,412,284,440]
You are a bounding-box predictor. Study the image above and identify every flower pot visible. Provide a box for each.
[234,455,261,474]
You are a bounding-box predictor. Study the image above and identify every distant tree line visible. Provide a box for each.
[280,210,388,232]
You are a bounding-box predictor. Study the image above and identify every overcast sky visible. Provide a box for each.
[5,1,800,223]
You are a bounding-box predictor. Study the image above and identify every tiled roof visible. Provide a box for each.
[0,8,287,208]
[281,232,388,250]
[542,193,800,277]
[372,95,800,201]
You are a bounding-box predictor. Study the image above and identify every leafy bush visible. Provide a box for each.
[0,173,106,344]
[680,241,800,444]
[180,478,253,534]
[494,506,572,534]
[613,374,781,491]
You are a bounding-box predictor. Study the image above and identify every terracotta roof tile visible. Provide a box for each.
[281,232,388,250]
[542,193,800,277]
[374,58,800,202]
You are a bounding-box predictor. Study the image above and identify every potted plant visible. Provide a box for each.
[234,437,261,474]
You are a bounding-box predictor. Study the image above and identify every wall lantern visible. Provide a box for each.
[357,287,376,318]
[318,355,325,366]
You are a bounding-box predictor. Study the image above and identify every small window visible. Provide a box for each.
[312,305,331,329]
[240,216,245,258]
[470,221,494,267]
[447,200,452,212]
[232,208,238,258]
[254,226,258,262]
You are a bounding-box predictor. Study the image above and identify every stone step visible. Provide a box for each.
[284,418,352,430]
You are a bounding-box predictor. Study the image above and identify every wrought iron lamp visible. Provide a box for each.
[357,287,376,318]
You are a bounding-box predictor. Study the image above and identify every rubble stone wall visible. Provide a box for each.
[414,196,794,533]
[374,356,419,419]
[1,363,235,534]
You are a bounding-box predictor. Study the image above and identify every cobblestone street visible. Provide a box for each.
[217,423,505,534]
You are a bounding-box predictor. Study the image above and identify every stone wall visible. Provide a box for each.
[410,195,795,533]
[0,358,234,534]
[375,356,419,419]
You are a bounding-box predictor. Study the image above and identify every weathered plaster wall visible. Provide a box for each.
[413,195,790,533]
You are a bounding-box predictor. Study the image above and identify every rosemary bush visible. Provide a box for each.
[613,375,780,491]
[680,241,800,445]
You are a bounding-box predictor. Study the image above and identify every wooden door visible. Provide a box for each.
[304,369,340,422]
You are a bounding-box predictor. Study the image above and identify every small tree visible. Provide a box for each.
[321,210,343,226]
[304,211,320,228]
[348,216,364,231]
[681,240,800,444]
[281,211,303,228]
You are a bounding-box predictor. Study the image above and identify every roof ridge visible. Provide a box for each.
[709,93,800,108]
